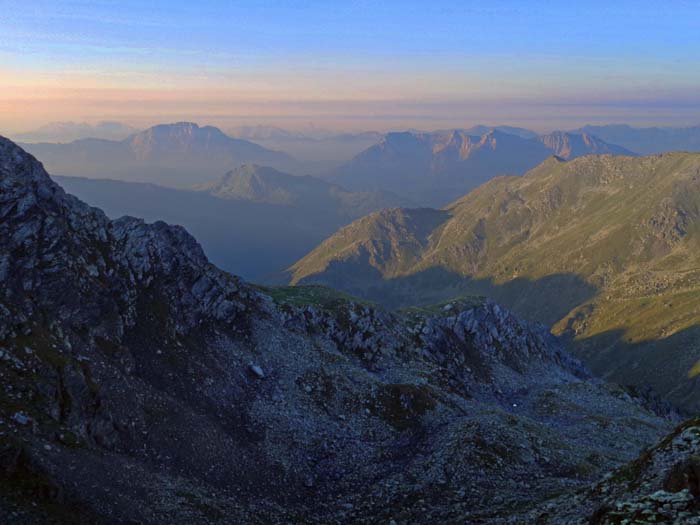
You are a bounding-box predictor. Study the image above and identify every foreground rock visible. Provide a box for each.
[0,137,681,523]
[534,418,700,524]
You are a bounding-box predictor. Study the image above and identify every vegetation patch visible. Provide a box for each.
[368,383,436,431]
[256,284,374,312]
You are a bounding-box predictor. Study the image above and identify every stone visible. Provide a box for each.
[12,412,30,425]
[249,364,265,379]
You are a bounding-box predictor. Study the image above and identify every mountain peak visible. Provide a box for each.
[126,122,227,148]
[539,130,635,159]
[0,135,67,203]
[195,157,326,200]
[480,128,507,138]
[0,135,255,341]
[224,163,277,178]
[382,130,424,145]
[474,128,533,152]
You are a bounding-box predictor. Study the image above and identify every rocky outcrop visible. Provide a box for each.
[534,419,700,524]
[0,137,683,523]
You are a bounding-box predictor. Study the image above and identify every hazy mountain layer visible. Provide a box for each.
[55,166,405,281]
[290,153,700,411]
[11,121,139,143]
[457,124,539,139]
[21,122,296,187]
[195,163,408,216]
[0,136,683,523]
[229,127,384,175]
[577,124,700,155]
[333,129,633,206]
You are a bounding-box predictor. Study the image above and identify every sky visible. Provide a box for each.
[1,0,699,133]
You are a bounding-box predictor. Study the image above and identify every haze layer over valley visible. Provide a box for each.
[55,163,407,279]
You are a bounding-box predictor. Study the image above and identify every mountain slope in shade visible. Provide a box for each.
[0,136,680,523]
[195,163,409,217]
[54,166,406,280]
[333,129,634,206]
[290,152,700,411]
[576,123,700,155]
[20,122,296,187]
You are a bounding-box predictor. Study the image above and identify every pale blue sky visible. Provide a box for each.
[1,0,699,131]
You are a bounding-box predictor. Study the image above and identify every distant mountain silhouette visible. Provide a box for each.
[229,126,384,174]
[461,124,539,139]
[11,120,138,143]
[196,163,408,218]
[575,123,700,154]
[332,128,633,206]
[21,122,297,187]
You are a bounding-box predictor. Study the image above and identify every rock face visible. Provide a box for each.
[0,136,685,523]
[535,418,700,524]
[538,131,632,159]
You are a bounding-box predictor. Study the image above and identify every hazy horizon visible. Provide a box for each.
[3,0,700,134]
[9,116,700,141]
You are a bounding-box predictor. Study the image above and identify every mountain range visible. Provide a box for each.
[3,134,697,524]
[576,124,700,155]
[439,124,539,139]
[290,152,700,411]
[20,122,700,210]
[54,164,406,279]
[20,122,296,187]
[331,129,634,206]
[11,121,139,143]
[228,125,385,174]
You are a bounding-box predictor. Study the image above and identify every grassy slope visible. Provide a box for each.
[289,153,700,409]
